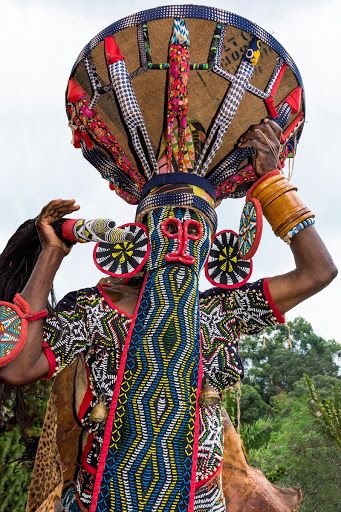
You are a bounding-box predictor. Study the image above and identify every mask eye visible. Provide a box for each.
[166,221,179,234]
[187,224,198,236]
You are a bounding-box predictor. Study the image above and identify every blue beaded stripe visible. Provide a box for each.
[136,192,218,233]
[70,5,303,89]
[285,217,315,242]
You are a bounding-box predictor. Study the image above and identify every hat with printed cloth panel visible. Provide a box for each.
[65,4,305,286]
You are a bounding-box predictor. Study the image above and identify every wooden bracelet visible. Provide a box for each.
[249,170,314,241]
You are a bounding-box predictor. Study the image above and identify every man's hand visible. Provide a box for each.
[36,199,80,256]
[0,198,80,386]
[238,119,282,176]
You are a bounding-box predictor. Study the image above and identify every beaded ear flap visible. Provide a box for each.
[93,223,150,278]
[0,294,47,367]
[205,230,253,289]
[238,196,263,260]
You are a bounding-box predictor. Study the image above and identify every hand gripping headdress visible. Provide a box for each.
[0,6,306,512]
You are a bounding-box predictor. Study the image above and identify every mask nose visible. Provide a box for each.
[161,217,203,265]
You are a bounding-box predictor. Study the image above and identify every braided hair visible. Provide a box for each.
[0,219,42,303]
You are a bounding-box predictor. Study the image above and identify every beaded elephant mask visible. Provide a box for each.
[64,6,305,511]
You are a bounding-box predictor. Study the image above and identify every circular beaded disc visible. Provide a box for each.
[205,230,253,289]
[0,302,27,367]
[238,197,262,260]
[93,223,150,278]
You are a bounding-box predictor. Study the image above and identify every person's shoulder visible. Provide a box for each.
[199,279,265,303]
[55,286,100,311]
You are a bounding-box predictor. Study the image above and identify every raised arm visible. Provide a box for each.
[239,119,337,315]
[267,225,337,314]
[0,199,79,385]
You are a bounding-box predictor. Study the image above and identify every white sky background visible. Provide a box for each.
[0,0,340,341]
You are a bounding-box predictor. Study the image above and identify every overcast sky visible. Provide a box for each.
[0,0,340,341]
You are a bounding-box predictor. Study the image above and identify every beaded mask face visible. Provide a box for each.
[144,206,212,276]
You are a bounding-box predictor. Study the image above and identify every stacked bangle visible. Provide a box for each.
[248,170,315,243]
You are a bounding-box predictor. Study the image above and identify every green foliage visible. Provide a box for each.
[248,383,341,512]
[0,381,51,512]
[304,373,341,449]
[240,416,275,452]
[240,317,340,403]
[239,383,271,424]
[0,427,31,512]
[223,384,240,428]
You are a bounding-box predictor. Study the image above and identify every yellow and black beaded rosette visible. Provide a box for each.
[205,230,252,289]
[93,223,150,278]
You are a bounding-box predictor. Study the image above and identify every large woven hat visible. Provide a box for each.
[66,5,304,206]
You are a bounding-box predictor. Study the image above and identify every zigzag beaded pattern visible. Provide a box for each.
[194,478,226,511]
[96,208,211,512]
[196,405,223,485]
[44,279,281,511]
[43,289,130,399]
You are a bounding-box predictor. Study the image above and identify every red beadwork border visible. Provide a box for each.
[89,274,148,512]
[0,300,28,367]
[263,277,286,324]
[205,230,253,290]
[238,197,263,260]
[93,222,150,279]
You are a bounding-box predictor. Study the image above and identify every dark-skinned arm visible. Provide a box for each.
[239,119,338,315]
[267,225,337,314]
[0,199,80,386]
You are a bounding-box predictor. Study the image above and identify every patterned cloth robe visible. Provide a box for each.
[41,278,284,511]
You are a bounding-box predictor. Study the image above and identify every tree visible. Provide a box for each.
[240,318,340,402]
[304,373,341,449]
[0,427,31,512]
[0,381,51,512]
[248,376,341,512]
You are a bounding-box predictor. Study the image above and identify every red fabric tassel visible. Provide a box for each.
[81,131,94,149]
[104,36,124,65]
[72,128,82,148]
[67,79,87,103]
[285,87,302,114]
